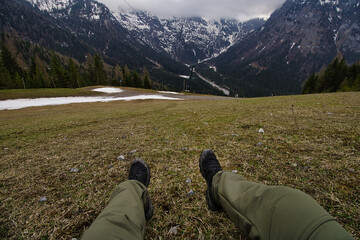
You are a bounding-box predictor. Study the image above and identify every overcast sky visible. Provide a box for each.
[97,0,287,21]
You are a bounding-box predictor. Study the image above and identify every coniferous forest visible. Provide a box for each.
[0,37,152,90]
[303,57,360,94]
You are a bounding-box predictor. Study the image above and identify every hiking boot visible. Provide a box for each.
[129,158,151,187]
[128,158,153,220]
[199,149,223,211]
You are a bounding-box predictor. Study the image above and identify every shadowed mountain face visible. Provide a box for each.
[210,0,360,97]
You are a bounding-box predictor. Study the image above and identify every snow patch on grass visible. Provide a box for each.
[91,87,123,93]
[158,91,184,95]
[0,95,182,110]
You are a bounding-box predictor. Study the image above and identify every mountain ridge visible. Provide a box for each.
[2,0,360,97]
[113,10,265,64]
[206,0,360,96]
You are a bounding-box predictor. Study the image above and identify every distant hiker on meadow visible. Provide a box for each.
[82,150,354,240]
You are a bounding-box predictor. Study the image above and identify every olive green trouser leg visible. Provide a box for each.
[211,171,354,240]
[82,180,149,240]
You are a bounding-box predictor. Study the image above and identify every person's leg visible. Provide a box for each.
[199,149,354,240]
[211,171,353,240]
[82,159,153,240]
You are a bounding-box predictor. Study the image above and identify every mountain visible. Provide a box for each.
[206,0,360,97]
[114,10,264,65]
[4,0,359,97]
[1,0,263,94]
[1,0,204,92]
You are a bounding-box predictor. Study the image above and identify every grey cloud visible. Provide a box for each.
[98,0,286,21]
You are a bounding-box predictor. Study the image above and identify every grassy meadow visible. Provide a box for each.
[0,91,359,239]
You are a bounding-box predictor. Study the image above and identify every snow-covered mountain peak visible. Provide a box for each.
[26,0,73,11]
[113,9,264,64]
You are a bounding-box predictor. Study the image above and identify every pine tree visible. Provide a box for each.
[27,57,45,88]
[68,58,80,88]
[14,72,24,89]
[93,54,107,85]
[111,64,122,86]
[123,65,132,87]
[50,54,67,88]
[302,73,318,94]
[132,70,142,88]
[354,75,360,91]
[142,67,151,89]
[0,66,12,89]
[0,41,24,88]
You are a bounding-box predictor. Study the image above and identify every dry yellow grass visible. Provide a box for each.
[0,92,359,239]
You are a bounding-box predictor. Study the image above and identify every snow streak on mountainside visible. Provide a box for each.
[114,10,264,64]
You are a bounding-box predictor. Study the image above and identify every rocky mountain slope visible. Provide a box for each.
[24,0,264,66]
[207,0,360,97]
[114,10,264,64]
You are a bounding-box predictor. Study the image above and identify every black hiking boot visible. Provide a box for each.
[128,158,153,220]
[199,149,223,211]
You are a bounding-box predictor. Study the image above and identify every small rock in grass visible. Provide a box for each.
[4,148,9,151]
[39,196,47,202]
[131,132,134,135]
[256,142,263,147]
[270,113,274,116]
[122,135,126,139]
[70,168,79,173]
[348,168,355,173]
[292,163,298,167]
[181,147,188,151]
[187,190,195,196]
[232,170,238,173]
[231,134,239,137]
[168,226,178,235]
[117,155,125,161]
[107,164,114,169]
[71,238,77,240]
[327,112,333,115]
[130,150,137,154]
[185,178,192,183]
[259,128,265,134]
[183,134,187,137]
[302,166,309,172]
[79,164,85,168]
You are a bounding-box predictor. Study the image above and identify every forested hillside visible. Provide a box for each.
[303,57,360,94]
[0,33,152,90]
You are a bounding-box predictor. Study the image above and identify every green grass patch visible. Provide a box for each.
[0,92,359,239]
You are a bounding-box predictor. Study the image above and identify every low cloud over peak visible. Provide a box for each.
[98,0,286,21]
